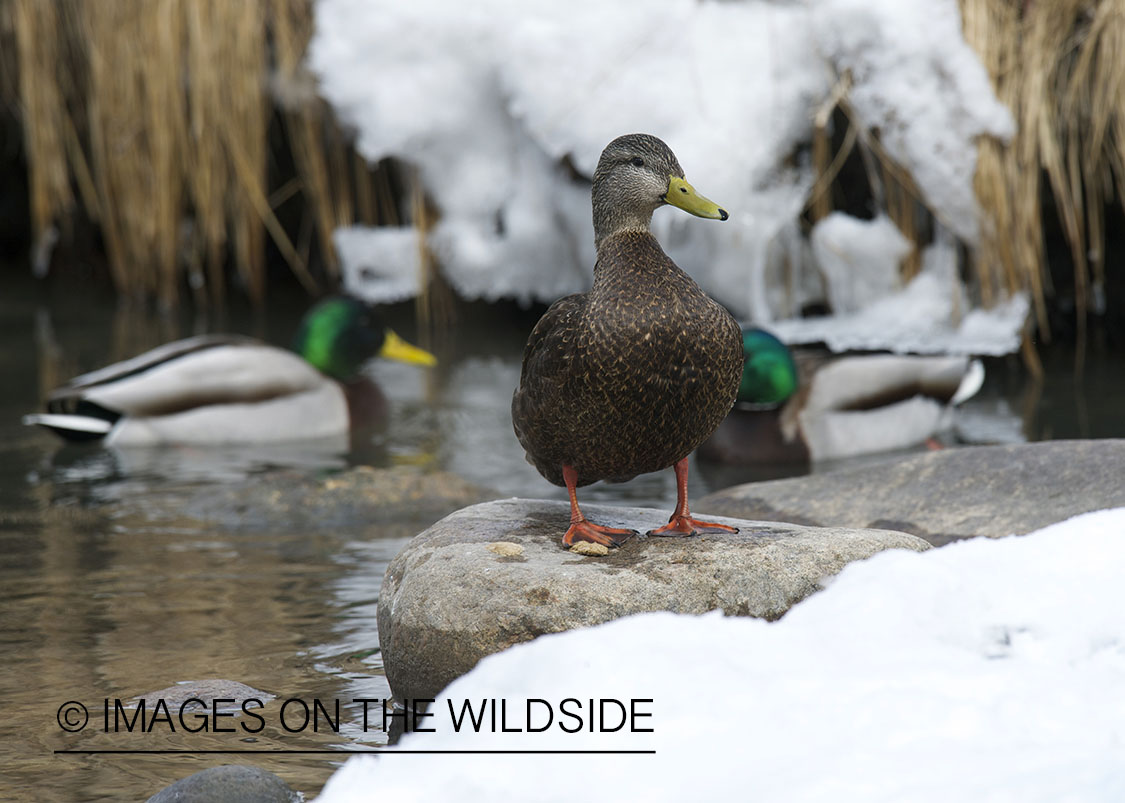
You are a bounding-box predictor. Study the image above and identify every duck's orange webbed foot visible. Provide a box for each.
[647,515,738,537]
[646,456,740,537]
[562,520,637,548]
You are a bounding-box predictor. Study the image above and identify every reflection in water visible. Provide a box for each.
[1,492,418,799]
[3,286,1122,801]
[37,436,352,502]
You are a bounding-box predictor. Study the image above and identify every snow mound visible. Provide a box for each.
[334,226,421,304]
[811,0,1014,244]
[774,232,1029,356]
[316,507,1125,802]
[308,0,1015,352]
[812,213,911,315]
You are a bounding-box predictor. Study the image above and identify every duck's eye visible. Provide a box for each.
[630,157,644,168]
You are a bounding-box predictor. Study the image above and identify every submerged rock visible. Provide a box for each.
[129,680,273,712]
[146,765,298,803]
[376,498,928,700]
[108,465,492,531]
[698,440,1125,545]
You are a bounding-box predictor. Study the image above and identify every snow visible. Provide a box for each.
[315,507,1125,802]
[311,0,822,311]
[810,0,1014,243]
[812,213,911,315]
[772,232,1030,356]
[309,0,1022,351]
[334,226,421,304]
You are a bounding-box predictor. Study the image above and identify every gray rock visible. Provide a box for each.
[698,440,1125,545]
[377,498,929,701]
[129,680,273,713]
[109,465,492,532]
[146,765,298,803]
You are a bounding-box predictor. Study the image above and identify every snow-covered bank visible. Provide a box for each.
[308,0,1023,353]
[775,224,1031,355]
[316,507,1125,802]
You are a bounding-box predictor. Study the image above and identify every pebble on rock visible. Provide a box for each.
[569,541,610,556]
[487,541,526,557]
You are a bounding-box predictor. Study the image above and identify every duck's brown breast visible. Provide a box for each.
[512,232,742,487]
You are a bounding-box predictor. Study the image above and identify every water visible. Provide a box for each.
[2,273,1122,801]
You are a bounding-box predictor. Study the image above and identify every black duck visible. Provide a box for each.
[512,133,743,548]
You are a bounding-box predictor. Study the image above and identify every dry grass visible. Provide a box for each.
[11,0,1122,330]
[965,0,1125,348]
[808,0,1125,350]
[410,167,457,337]
[9,0,400,308]
[12,1,73,255]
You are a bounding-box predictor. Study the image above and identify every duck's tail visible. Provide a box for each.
[23,413,114,442]
[950,359,986,406]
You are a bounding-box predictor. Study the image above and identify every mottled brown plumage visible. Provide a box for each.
[511,134,742,546]
[513,229,742,486]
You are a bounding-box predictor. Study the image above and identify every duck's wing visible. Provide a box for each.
[516,295,586,384]
[797,354,985,462]
[106,380,349,446]
[55,334,254,393]
[803,354,983,414]
[511,294,586,483]
[46,335,327,419]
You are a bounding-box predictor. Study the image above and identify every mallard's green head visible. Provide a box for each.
[592,133,727,247]
[738,328,798,407]
[293,297,436,381]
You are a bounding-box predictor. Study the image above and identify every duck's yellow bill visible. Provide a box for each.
[665,176,728,221]
[380,329,437,367]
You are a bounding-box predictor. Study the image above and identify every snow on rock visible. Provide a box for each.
[309,0,824,313]
[811,213,911,315]
[810,0,1015,243]
[315,507,1125,802]
[334,226,421,304]
[308,0,1020,351]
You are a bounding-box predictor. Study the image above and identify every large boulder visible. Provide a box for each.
[376,498,928,701]
[698,440,1125,545]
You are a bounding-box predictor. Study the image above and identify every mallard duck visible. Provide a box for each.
[697,327,985,465]
[512,133,743,549]
[24,297,436,445]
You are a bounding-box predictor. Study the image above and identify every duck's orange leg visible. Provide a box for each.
[561,464,637,548]
[648,457,739,537]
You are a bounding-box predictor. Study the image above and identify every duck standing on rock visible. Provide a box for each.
[512,134,743,549]
[25,297,436,445]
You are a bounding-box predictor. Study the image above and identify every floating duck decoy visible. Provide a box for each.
[697,327,985,465]
[25,297,435,445]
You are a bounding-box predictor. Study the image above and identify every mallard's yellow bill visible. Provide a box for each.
[665,176,728,221]
[380,330,437,367]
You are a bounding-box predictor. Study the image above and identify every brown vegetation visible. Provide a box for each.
[4,0,1123,334]
[6,0,397,308]
[811,0,1125,352]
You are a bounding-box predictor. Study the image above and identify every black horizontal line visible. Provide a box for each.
[54,749,656,755]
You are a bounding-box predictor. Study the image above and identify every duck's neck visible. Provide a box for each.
[592,229,681,293]
[592,182,658,250]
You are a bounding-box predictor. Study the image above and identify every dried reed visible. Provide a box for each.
[10,0,400,308]
[14,0,1121,330]
[964,0,1125,347]
[12,0,73,259]
[808,0,1124,350]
